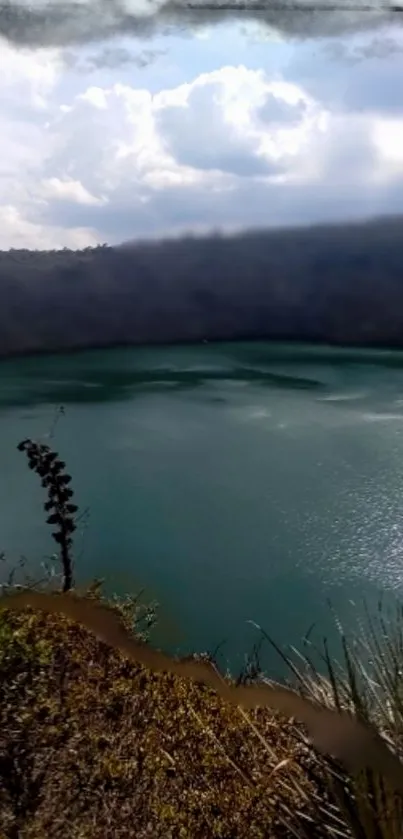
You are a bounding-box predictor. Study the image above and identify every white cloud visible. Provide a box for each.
[1,33,403,249]
[78,86,109,109]
[40,177,106,205]
[0,39,100,246]
[0,205,98,250]
[153,68,318,178]
[0,39,62,110]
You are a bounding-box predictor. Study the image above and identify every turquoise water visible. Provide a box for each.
[1,341,403,674]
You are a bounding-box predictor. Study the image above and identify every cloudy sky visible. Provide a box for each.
[1,2,403,249]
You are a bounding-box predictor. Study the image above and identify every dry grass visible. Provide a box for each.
[0,598,334,839]
[279,600,403,839]
[3,591,403,839]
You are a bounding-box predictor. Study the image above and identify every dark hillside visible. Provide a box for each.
[1,216,402,357]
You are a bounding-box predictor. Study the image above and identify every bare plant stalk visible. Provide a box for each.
[17,439,78,592]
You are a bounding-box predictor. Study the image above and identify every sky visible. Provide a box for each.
[1,1,403,249]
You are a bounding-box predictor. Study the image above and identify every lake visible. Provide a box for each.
[1,341,403,676]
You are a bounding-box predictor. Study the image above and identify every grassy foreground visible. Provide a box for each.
[0,594,331,839]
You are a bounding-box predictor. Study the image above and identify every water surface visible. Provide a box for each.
[1,342,403,674]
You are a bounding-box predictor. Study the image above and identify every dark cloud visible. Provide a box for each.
[63,45,166,73]
[325,34,403,62]
[0,0,401,51]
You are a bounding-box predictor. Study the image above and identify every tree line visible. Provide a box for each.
[1,215,403,357]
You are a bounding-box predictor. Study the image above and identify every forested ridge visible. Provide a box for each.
[1,215,403,357]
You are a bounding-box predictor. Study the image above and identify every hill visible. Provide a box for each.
[1,216,403,357]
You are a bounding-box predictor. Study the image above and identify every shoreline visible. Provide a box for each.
[2,334,403,367]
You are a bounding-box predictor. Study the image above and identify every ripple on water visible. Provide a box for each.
[318,391,368,402]
[362,412,403,423]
